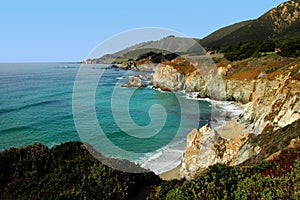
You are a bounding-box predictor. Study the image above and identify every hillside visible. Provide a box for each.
[200,0,300,48]
[86,1,300,65]
[92,36,204,64]
[200,20,253,48]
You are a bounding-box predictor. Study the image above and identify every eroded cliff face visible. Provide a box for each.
[153,64,300,134]
[152,60,300,180]
[240,75,300,134]
[180,125,249,180]
[180,125,225,179]
[185,69,209,97]
[152,65,185,91]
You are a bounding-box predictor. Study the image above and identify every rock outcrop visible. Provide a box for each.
[233,75,300,134]
[185,69,209,97]
[152,65,185,91]
[180,125,225,179]
[152,63,300,134]
[152,58,300,180]
[122,76,146,88]
[180,125,250,180]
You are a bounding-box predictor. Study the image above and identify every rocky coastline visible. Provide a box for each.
[91,54,299,181]
[147,56,300,180]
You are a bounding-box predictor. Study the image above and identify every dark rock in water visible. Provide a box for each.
[111,64,119,68]
[122,76,146,88]
[119,59,137,70]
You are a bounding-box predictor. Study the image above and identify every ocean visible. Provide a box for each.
[0,63,242,174]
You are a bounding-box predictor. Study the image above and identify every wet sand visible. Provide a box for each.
[158,164,182,180]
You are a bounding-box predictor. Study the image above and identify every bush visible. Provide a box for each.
[223,37,300,61]
[154,153,300,199]
[0,142,161,199]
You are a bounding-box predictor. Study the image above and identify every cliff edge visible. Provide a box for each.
[151,55,300,179]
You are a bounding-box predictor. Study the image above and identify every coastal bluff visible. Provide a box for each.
[180,125,250,180]
[151,57,300,180]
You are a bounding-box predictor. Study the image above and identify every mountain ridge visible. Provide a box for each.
[201,0,300,48]
[85,0,300,63]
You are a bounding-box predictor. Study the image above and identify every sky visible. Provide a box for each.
[0,0,286,62]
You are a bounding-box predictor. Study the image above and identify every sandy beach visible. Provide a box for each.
[159,164,182,180]
[218,119,249,139]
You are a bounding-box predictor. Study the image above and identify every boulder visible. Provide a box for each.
[122,76,146,88]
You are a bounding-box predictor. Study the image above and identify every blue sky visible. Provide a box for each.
[0,0,286,62]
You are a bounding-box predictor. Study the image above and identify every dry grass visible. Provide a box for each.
[224,55,300,80]
[161,57,196,75]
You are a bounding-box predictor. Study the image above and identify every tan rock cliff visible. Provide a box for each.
[152,65,185,91]
[151,60,300,179]
[180,125,249,180]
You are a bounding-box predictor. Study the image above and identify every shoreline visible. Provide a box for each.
[157,118,249,181]
[158,164,182,180]
[148,84,246,180]
[156,116,249,181]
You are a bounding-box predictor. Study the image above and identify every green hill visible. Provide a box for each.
[201,0,300,48]
[85,1,300,64]
[89,36,204,63]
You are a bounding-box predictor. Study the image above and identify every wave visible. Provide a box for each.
[1,125,32,133]
[0,99,66,115]
[137,140,186,174]
[135,90,243,174]
[56,66,79,69]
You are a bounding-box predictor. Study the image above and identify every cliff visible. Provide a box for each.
[180,125,250,179]
[152,64,185,91]
[153,56,300,134]
[151,56,300,179]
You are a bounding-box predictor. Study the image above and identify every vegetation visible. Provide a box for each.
[162,57,196,75]
[151,120,300,199]
[277,37,300,57]
[136,51,179,64]
[1,118,299,200]
[153,148,300,200]
[201,1,300,49]
[219,54,300,81]
[223,36,300,62]
[0,142,161,199]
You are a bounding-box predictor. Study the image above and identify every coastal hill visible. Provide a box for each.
[91,36,204,64]
[85,0,300,65]
[1,1,300,199]
[200,0,300,48]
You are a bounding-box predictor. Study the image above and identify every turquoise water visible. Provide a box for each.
[0,63,80,149]
[0,63,239,173]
